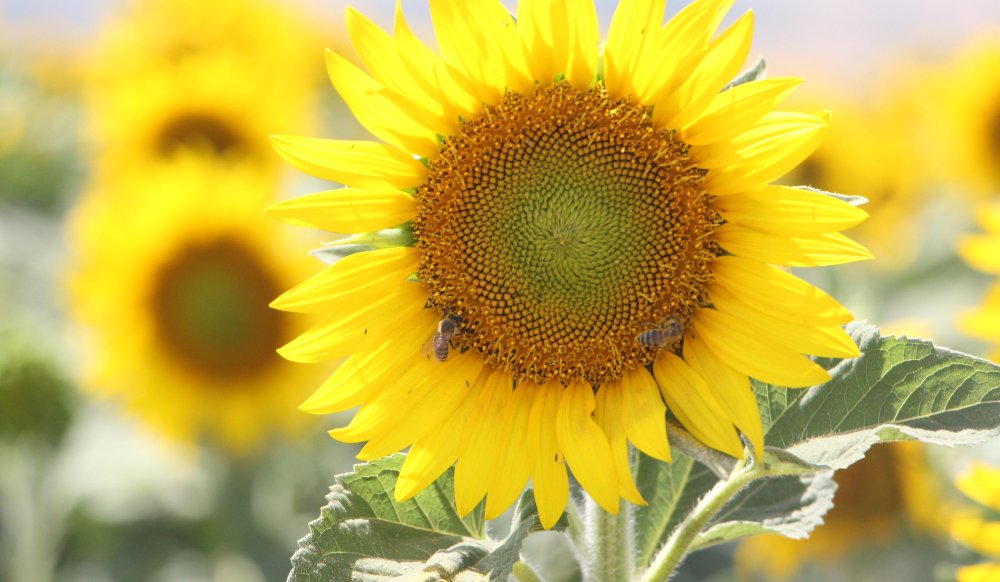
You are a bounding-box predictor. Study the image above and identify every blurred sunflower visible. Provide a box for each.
[271,0,870,527]
[735,442,946,580]
[780,89,926,267]
[932,36,1000,197]
[90,0,325,94]
[953,463,1000,582]
[69,156,321,454]
[959,203,1000,360]
[87,53,311,177]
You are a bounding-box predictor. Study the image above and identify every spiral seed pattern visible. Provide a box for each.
[414,83,720,384]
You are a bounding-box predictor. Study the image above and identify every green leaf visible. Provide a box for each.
[633,448,837,561]
[723,57,766,90]
[476,492,567,581]
[289,455,484,582]
[694,450,836,550]
[757,322,1000,469]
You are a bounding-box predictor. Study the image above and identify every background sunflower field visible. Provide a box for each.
[2,1,1000,580]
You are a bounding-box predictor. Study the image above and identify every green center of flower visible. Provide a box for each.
[150,237,285,381]
[415,83,719,385]
[156,113,244,157]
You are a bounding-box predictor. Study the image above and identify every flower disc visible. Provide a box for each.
[415,83,719,384]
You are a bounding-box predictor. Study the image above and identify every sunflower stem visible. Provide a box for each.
[584,496,633,582]
[638,454,757,582]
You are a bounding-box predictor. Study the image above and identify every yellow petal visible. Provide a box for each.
[299,313,436,414]
[683,336,763,457]
[330,354,442,442]
[277,282,427,363]
[270,135,426,189]
[681,78,802,146]
[641,0,734,107]
[528,381,569,529]
[693,308,831,388]
[657,11,754,130]
[356,352,485,459]
[703,111,831,195]
[711,285,860,358]
[619,366,671,462]
[714,224,873,267]
[454,369,513,515]
[595,383,646,505]
[711,255,853,325]
[485,384,534,519]
[517,0,597,87]
[713,185,868,236]
[652,352,744,458]
[958,463,1000,512]
[267,187,416,233]
[346,7,458,132]
[393,1,484,117]
[604,0,666,100]
[396,377,483,502]
[693,111,828,170]
[325,49,441,157]
[429,0,530,99]
[556,380,620,514]
[271,247,418,313]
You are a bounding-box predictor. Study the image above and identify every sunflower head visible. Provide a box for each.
[70,155,322,454]
[270,0,870,527]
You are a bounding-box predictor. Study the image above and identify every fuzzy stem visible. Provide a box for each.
[638,457,756,582]
[584,497,633,582]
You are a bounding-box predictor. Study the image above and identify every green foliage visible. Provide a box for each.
[758,322,1000,469]
[289,457,565,581]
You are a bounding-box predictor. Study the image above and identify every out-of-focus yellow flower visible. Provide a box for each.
[960,203,1000,362]
[931,35,1000,197]
[68,156,322,454]
[953,463,1000,582]
[88,53,312,177]
[90,0,326,93]
[736,442,946,580]
[781,88,927,267]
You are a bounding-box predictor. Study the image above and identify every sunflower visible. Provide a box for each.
[953,463,1000,582]
[69,156,321,454]
[270,0,870,527]
[932,35,1000,197]
[89,0,325,95]
[87,52,313,177]
[734,442,947,580]
[959,203,1000,361]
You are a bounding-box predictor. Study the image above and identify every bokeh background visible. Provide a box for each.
[2,1,1000,580]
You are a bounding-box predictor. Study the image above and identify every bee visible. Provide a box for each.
[431,316,462,362]
[637,315,683,349]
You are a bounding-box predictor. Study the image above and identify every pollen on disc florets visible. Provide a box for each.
[413,82,721,385]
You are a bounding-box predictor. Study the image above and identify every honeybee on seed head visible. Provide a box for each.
[431,315,462,362]
[637,315,683,349]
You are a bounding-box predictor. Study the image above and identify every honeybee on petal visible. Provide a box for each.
[430,315,462,362]
[637,315,683,349]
